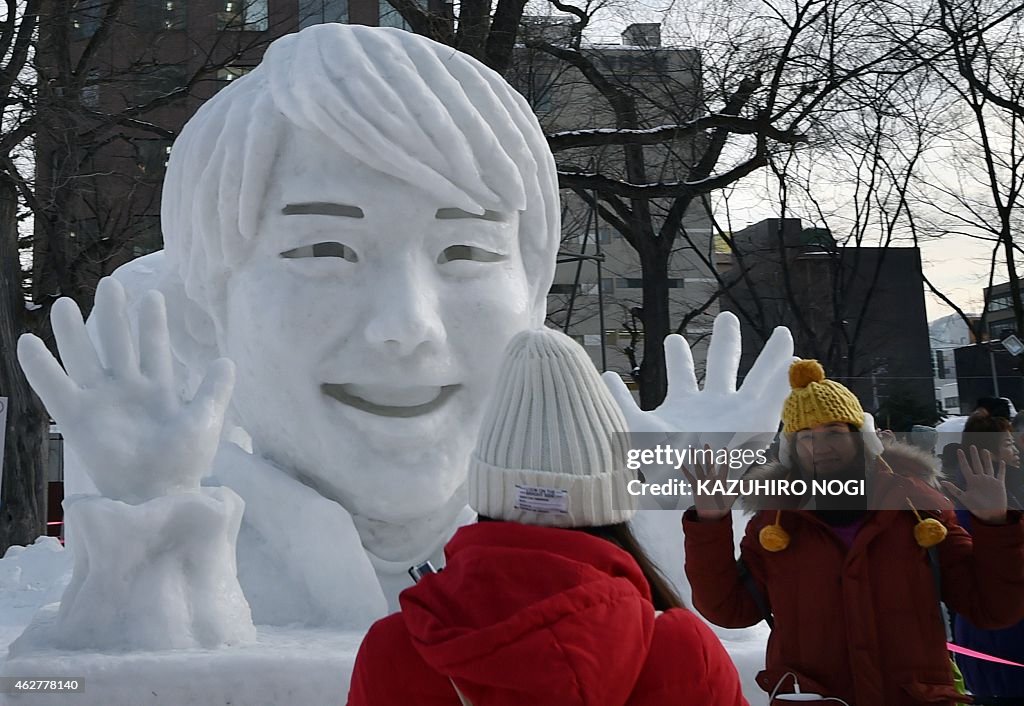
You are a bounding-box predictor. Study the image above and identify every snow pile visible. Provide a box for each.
[11,490,255,654]
[0,511,771,706]
[0,538,71,651]
[1,625,363,706]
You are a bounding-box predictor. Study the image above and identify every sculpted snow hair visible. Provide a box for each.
[160,23,560,328]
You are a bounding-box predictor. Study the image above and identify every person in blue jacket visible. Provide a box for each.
[953,409,1024,699]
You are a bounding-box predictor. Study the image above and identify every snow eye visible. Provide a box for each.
[437,245,506,263]
[280,242,359,263]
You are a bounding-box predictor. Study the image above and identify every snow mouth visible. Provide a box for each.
[321,383,460,418]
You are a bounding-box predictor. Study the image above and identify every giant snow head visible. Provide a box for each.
[158,24,560,523]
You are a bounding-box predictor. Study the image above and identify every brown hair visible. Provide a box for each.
[963,408,1012,456]
[578,522,685,611]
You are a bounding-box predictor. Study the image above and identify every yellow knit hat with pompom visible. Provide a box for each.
[782,360,864,434]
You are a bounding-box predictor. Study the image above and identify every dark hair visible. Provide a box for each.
[477,516,685,611]
[963,408,1012,457]
[974,397,1012,421]
[578,522,685,612]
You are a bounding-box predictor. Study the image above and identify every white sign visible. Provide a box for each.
[1003,334,1024,357]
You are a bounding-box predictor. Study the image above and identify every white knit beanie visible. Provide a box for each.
[468,327,638,527]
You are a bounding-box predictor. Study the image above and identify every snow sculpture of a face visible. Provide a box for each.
[159,24,560,522]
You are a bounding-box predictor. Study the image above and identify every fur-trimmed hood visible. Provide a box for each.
[738,439,944,513]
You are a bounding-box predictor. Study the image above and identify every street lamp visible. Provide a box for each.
[1003,333,1024,357]
[988,334,1024,398]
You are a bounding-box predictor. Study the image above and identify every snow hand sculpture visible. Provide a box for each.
[17,277,233,503]
[603,311,793,460]
[15,276,255,650]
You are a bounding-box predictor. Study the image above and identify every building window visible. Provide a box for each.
[135,0,186,31]
[218,0,269,31]
[378,0,427,29]
[130,215,163,257]
[134,64,188,103]
[68,218,100,243]
[604,329,625,346]
[549,283,578,295]
[217,65,254,82]
[603,53,669,81]
[71,0,104,41]
[526,67,554,114]
[612,278,684,289]
[988,294,1014,312]
[298,0,349,28]
[991,323,1017,340]
[134,139,173,177]
[81,69,101,108]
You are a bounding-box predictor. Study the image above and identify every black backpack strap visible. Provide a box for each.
[926,545,942,597]
[927,545,955,641]
[737,558,774,630]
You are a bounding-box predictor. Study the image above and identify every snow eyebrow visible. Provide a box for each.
[435,208,506,222]
[282,202,365,218]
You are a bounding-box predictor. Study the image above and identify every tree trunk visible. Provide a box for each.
[638,252,670,410]
[0,177,47,553]
[1001,228,1023,339]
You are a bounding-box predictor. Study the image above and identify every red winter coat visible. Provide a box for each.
[683,442,1024,706]
[348,521,748,706]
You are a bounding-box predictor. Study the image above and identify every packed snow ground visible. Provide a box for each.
[0,511,771,705]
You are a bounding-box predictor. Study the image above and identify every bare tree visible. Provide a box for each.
[719,74,949,421]
[863,0,1024,343]
[393,0,932,407]
[928,0,1024,340]
[0,0,286,552]
[1,1,46,552]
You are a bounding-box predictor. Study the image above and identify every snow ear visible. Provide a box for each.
[778,431,794,468]
[860,413,885,459]
[166,283,222,397]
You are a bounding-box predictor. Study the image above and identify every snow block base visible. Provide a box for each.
[0,614,363,706]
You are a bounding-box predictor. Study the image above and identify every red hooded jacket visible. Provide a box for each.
[348,521,747,706]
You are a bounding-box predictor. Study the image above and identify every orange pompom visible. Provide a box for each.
[789,360,826,390]
[759,523,791,552]
[914,518,947,548]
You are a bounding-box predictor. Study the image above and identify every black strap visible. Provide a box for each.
[927,544,957,641]
[737,558,774,630]
[926,545,942,597]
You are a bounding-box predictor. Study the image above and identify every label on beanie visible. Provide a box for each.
[515,485,569,514]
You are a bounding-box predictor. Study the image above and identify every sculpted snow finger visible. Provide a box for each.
[49,297,104,388]
[137,290,175,385]
[607,314,792,474]
[663,334,699,400]
[93,277,138,376]
[703,312,742,394]
[16,334,80,419]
